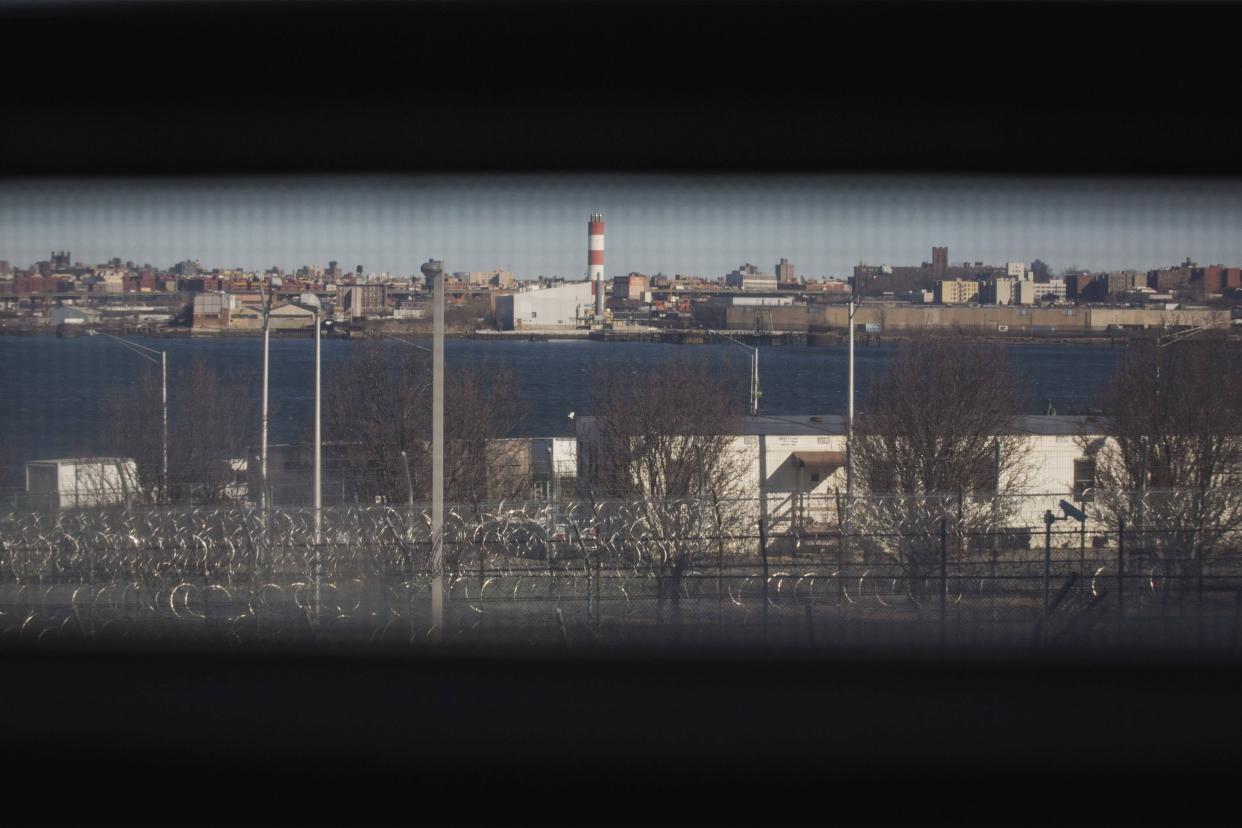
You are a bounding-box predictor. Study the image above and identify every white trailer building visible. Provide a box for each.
[25,457,143,510]
[576,414,1104,536]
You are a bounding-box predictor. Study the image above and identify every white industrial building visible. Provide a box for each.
[576,414,1104,536]
[495,281,594,330]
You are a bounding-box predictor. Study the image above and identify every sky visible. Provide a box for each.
[3,174,1242,280]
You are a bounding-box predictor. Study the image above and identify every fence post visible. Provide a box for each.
[1117,518,1125,637]
[595,552,602,633]
[1080,518,1086,574]
[1042,510,1053,647]
[1232,590,1242,654]
[939,516,947,648]
[759,517,769,641]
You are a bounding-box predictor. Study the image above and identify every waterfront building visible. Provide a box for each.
[341,284,388,321]
[935,279,980,304]
[775,258,796,284]
[611,273,650,301]
[726,264,779,291]
[983,277,1017,305]
[1036,279,1068,303]
[495,281,593,330]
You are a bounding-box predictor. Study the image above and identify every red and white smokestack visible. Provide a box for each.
[589,212,605,316]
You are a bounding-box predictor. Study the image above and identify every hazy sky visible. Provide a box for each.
[3,174,1241,279]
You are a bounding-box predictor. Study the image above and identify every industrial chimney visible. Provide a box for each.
[589,212,605,316]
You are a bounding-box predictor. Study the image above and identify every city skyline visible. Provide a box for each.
[4,174,1242,279]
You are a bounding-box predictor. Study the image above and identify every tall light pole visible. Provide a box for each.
[313,306,322,544]
[161,349,167,505]
[422,258,446,641]
[714,331,760,416]
[845,276,863,557]
[259,273,281,512]
[101,333,168,504]
[714,330,765,552]
[1133,324,1208,548]
[312,305,322,624]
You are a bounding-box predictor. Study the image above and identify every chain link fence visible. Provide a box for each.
[0,491,1239,647]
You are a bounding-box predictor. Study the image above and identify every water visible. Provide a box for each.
[0,335,1124,470]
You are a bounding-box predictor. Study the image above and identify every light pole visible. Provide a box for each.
[313,307,322,544]
[259,273,282,511]
[1138,325,1206,546]
[847,281,859,487]
[844,279,862,563]
[713,330,765,553]
[102,333,168,504]
[422,258,446,641]
[711,330,760,416]
[312,306,323,624]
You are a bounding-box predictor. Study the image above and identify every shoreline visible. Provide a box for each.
[1,323,1233,347]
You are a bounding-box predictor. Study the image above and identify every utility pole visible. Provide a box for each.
[715,331,760,416]
[715,330,766,544]
[423,259,446,641]
[313,306,322,624]
[260,273,280,512]
[313,307,322,543]
[845,278,860,565]
[160,350,168,505]
[401,449,416,642]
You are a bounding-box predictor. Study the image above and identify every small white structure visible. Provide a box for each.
[48,306,101,326]
[25,458,143,510]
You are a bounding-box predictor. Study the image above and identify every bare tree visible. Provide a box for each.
[0,442,19,508]
[324,342,528,508]
[325,341,430,506]
[1082,338,1242,569]
[581,353,749,624]
[100,368,163,501]
[170,359,257,504]
[102,358,256,505]
[849,338,1030,593]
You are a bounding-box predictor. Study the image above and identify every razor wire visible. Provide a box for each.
[0,492,1239,645]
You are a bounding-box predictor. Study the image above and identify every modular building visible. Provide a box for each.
[25,457,142,510]
[576,414,1106,539]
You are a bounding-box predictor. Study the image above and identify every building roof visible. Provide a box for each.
[735,414,1101,437]
[578,413,1103,438]
[26,457,136,467]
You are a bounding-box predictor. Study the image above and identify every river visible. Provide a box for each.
[0,335,1125,470]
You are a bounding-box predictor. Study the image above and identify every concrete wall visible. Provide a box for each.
[723,304,1233,333]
